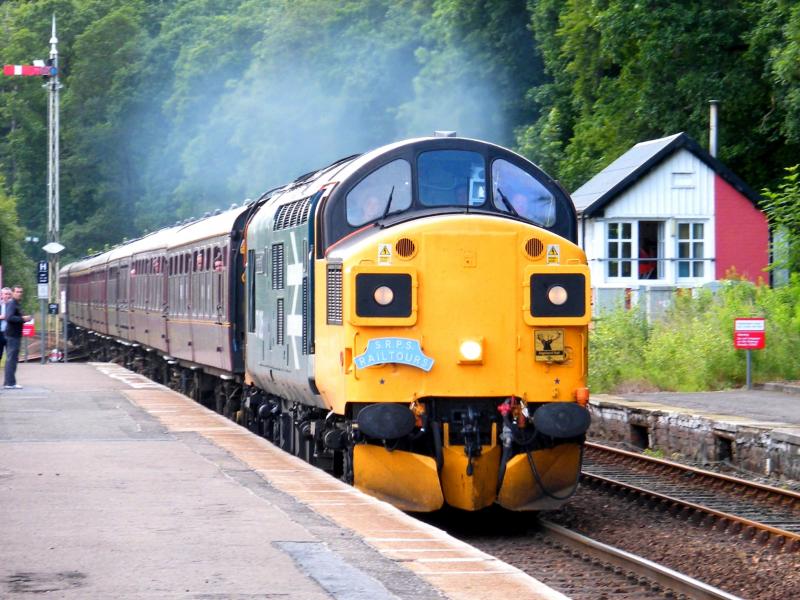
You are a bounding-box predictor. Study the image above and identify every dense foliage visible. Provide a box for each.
[761,164,800,275]
[0,175,35,296]
[590,276,800,392]
[1,0,800,264]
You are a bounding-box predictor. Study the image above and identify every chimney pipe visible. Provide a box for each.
[709,100,719,157]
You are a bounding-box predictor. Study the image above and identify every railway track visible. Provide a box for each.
[582,442,800,551]
[537,520,742,599]
[422,507,744,600]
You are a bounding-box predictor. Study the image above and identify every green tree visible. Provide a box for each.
[0,0,75,243]
[762,164,800,274]
[60,2,152,257]
[0,175,35,308]
[521,0,797,191]
[182,0,428,208]
[398,0,542,146]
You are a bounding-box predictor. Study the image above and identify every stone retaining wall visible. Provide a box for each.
[588,396,800,482]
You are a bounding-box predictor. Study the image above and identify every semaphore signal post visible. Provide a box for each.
[4,15,64,361]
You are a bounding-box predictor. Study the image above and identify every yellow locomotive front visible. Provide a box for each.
[313,138,591,512]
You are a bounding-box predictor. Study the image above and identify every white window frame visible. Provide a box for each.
[671,171,696,189]
[676,221,707,280]
[606,221,634,280]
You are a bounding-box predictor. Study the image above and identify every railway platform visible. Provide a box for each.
[0,362,567,600]
[589,385,800,482]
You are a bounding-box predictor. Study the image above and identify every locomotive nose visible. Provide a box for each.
[419,230,518,391]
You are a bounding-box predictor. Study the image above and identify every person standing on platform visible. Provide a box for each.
[3,286,32,389]
[0,287,11,365]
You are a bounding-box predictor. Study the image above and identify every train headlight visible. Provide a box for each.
[458,338,483,364]
[373,285,394,306]
[355,273,412,318]
[530,273,586,318]
[547,285,568,306]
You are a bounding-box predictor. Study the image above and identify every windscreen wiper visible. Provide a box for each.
[381,186,395,219]
[496,187,519,217]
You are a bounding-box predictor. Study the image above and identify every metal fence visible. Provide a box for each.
[593,285,705,322]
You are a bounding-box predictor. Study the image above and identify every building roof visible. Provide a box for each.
[571,132,761,217]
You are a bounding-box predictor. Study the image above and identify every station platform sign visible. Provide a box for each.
[734,318,765,350]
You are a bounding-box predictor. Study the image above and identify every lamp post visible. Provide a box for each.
[42,241,65,362]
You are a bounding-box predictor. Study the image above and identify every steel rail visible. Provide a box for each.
[585,442,800,501]
[583,442,800,548]
[540,520,743,600]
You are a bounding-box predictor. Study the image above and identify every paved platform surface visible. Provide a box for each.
[612,386,800,426]
[0,363,566,600]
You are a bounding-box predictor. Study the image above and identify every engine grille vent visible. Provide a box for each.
[274,197,312,230]
[271,243,285,289]
[301,277,309,354]
[276,298,285,345]
[525,237,545,259]
[395,237,417,259]
[327,264,343,325]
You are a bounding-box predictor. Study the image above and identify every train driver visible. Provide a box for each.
[360,193,385,223]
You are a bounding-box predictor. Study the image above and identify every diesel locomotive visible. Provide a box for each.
[61,135,592,512]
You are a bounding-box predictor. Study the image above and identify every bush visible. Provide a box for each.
[588,302,650,392]
[589,276,800,392]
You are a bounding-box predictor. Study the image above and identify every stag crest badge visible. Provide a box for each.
[534,329,566,362]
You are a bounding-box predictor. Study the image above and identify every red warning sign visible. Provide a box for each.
[734,318,765,350]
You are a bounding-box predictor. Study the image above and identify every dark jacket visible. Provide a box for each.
[4,299,25,338]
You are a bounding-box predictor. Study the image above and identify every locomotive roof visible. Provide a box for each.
[329,136,520,180]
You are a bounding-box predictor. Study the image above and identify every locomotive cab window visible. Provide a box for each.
[492,159,555,227]
[346,159,411,226]
[418,150,485,207]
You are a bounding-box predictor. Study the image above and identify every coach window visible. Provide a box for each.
[346,159,411,226]
[492,159,555,227]
[418,150,484,207]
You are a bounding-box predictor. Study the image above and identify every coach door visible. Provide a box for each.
[118,262,131,340]
[211,243,228,370]
[107,265,120,337]
[167,250,194,362]
[189,246,212,366]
